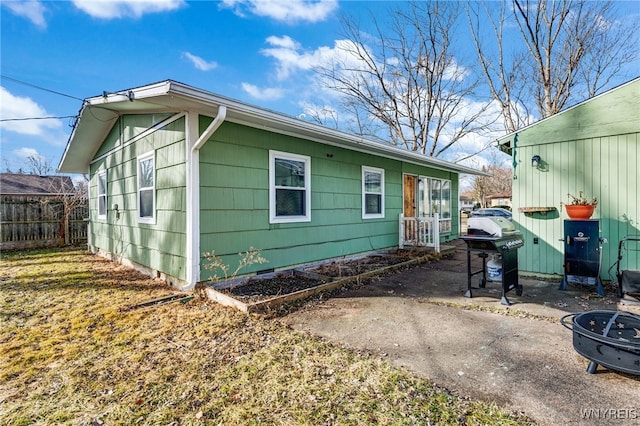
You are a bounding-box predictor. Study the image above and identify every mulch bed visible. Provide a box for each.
[307,255,407,278]
[226,274,324,304]
[224,251,435,305]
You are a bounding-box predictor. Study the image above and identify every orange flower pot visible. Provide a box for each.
[565,204,595,220]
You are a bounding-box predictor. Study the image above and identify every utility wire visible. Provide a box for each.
[0,115,77,122]
[0,74,84,101]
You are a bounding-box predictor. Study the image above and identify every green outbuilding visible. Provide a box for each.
[58,80,486,290]
[497,77,640,284]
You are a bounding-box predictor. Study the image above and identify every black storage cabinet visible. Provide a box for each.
[559,219,605,296]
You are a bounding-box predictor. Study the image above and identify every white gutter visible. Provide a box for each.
[183,106,227,291]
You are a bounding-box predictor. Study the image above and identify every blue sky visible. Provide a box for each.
[1,0,639,177]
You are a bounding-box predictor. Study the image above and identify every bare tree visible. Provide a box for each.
[466,1,533,133]
[38,173,88,246]
[56,176,88,246]
[472,164,513,208]
[2,158,14,173]
[467,0,639,131]
[26,154,53,175]
[317,2,490,157]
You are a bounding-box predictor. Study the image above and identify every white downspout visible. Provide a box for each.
[193,106,227,151]
[183,106,227,291]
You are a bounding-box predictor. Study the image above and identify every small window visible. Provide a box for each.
[362,166,385,219]
[97,170,107,219]
[269,150,311,223]
[137,152,155,224]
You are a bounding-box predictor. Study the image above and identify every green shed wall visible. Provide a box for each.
[507,79,640,278]
[198,119,459,279]
[89,115,187,281]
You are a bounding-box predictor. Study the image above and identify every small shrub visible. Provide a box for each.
[202,247,268,284]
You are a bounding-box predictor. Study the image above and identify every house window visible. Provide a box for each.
[362,166,385,219]
[418,177,451,219]
[269,150,311,223]
[97,170,107,219]
[137,152,155,224]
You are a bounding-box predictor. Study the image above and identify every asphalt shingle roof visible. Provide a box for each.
[0,173,75,195]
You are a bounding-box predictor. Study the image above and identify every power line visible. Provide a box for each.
[0,115,77,122]
[0,74,84,101]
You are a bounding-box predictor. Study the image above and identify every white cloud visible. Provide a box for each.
[3,0,47,28]
[298,101,342,126]
[182,52,218,71]
[442,58,471,82]
[13,147,43,161]
[72,0,185,19]
[241,83,285,101]
[260,36,359,81]
[220,0,337,24]
[255,34,505,172]
[0,87,63,136]
[265,35,299,50]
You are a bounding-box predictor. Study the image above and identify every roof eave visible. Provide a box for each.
[167,81,489,175]
[58,79,488,176]
[495,76,640,157]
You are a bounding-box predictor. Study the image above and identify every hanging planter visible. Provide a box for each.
[562,191,598,220]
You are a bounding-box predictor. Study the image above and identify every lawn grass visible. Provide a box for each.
[0,248,534,425]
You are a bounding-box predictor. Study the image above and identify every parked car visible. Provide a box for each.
[469,208,512,220]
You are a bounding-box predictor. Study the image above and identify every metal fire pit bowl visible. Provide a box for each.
[561,310,640,375]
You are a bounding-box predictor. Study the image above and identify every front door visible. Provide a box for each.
[403,174,416,217]
[403,174,417,242]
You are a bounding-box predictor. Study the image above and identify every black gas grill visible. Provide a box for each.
[460,234,525,305]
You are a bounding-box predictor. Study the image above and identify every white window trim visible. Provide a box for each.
[137,151,156,224]
[269,150,311,224]
[419,176,452,224]
[97,170,107,220]
[362,166,385,219]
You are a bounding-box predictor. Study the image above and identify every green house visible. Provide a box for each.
[497,77,640,282]
[58,80,484,290]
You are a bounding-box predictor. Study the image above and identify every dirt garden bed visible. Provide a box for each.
[306,254,409,278]
[205,249,442,313]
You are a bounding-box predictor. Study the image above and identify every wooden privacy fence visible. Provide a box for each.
[1,195,89,250]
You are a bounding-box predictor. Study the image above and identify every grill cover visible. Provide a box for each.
[467,217,516,237]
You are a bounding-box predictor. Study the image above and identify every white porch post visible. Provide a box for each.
[399,213,404,249]
[433,213,440,253]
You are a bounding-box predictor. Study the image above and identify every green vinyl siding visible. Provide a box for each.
[94,114,174,159]
[89,114,187,281]
[87,110,464,285]
[198,119,457,280]
[508,79,640,278]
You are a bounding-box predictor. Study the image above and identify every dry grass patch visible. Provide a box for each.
[1,248,534,425]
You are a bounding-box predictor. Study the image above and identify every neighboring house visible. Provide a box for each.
[496,77,640,280]
[459,195,475,213]
[58,80,486,290]
[486,192,512,208]
[0,173,86,249]
[0,173,75,196]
